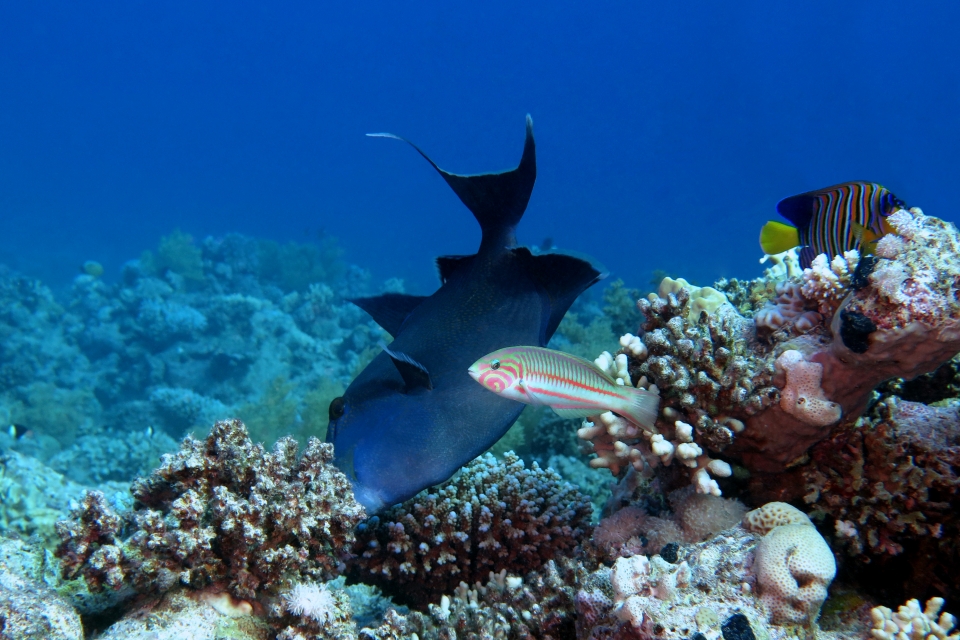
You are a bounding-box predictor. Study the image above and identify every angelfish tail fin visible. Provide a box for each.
[368,115,536,250]
[760,220,800,255]
[621,388,660,433]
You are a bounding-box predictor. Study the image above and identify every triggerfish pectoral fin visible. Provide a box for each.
[759,220,800,255]
[379,341,433,391]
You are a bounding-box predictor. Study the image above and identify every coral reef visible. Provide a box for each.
[0,561,84,640]
[0,229,385,491]
[581,207,960,503]
[55,419,365,603]
[358,558,584,640]
[802,396,960,604]
[742,502,836,625]
[871,597,959,640]
[349,452,592,608]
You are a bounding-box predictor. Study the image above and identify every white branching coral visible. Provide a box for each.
[870,597,959,640]
[760,248,802,281]
[578,411,731,497]
[283,582,336,624]
[801,250,860,316]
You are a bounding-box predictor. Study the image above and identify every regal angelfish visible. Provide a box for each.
[760,181,906,268]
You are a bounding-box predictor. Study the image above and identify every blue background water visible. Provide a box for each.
[1,1,957,293]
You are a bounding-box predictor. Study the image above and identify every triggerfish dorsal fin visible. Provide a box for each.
[368,115,536,251]
[350,293,429,338]
[436,254,475,284]
[379,341,433,391]
[512,248,607,343]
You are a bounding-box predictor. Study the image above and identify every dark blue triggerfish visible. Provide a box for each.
[327,116,606,512]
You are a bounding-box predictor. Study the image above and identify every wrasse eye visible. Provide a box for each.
[491,359,501,370]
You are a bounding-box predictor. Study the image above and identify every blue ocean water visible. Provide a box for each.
[1,1,957,293]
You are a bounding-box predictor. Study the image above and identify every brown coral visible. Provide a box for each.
[802,398,960,604]
[349,452,592,608]
[55,419,365,602]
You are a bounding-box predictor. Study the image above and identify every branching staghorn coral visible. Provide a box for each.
[349,452,592,608]
[55,419,365,604]
[575,278,776,496]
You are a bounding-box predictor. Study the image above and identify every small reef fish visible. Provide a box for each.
[327,116,606,512]
[7,423,30,439]
[759,181,906,268]
[469,346,659,431]
[81,260,104,277]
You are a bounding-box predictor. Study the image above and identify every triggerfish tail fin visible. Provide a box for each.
[759,220,800,255]
[368,115,536,250]
[621,387,660,433]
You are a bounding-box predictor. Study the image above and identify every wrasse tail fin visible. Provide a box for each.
[621,388,660,433]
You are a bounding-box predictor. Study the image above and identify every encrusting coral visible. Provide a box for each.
[802,396,960,604]
[349,451,592,608]
[54,419,365,609]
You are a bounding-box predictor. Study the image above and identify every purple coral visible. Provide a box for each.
[55,419,365,603]
[349,452,592,608]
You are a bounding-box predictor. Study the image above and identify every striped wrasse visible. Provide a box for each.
[468,345,659,432]
[759,181,906,268]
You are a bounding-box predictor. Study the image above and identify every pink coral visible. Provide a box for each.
[775,350,841,427]
[755,282,822,337]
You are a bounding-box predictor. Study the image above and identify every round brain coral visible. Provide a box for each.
[743,502,836,626]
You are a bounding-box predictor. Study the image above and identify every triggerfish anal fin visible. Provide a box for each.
[379,341,433,391]
[514,248,607,342]
[350,293,428,338]
[368,115,536,251]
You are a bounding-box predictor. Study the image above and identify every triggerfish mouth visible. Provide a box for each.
[327,116,607,513]
[469,346,659,431]
[759,181,906,268]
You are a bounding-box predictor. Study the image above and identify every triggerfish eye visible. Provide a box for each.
[491,359,501,370]
[329,396,345,421]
